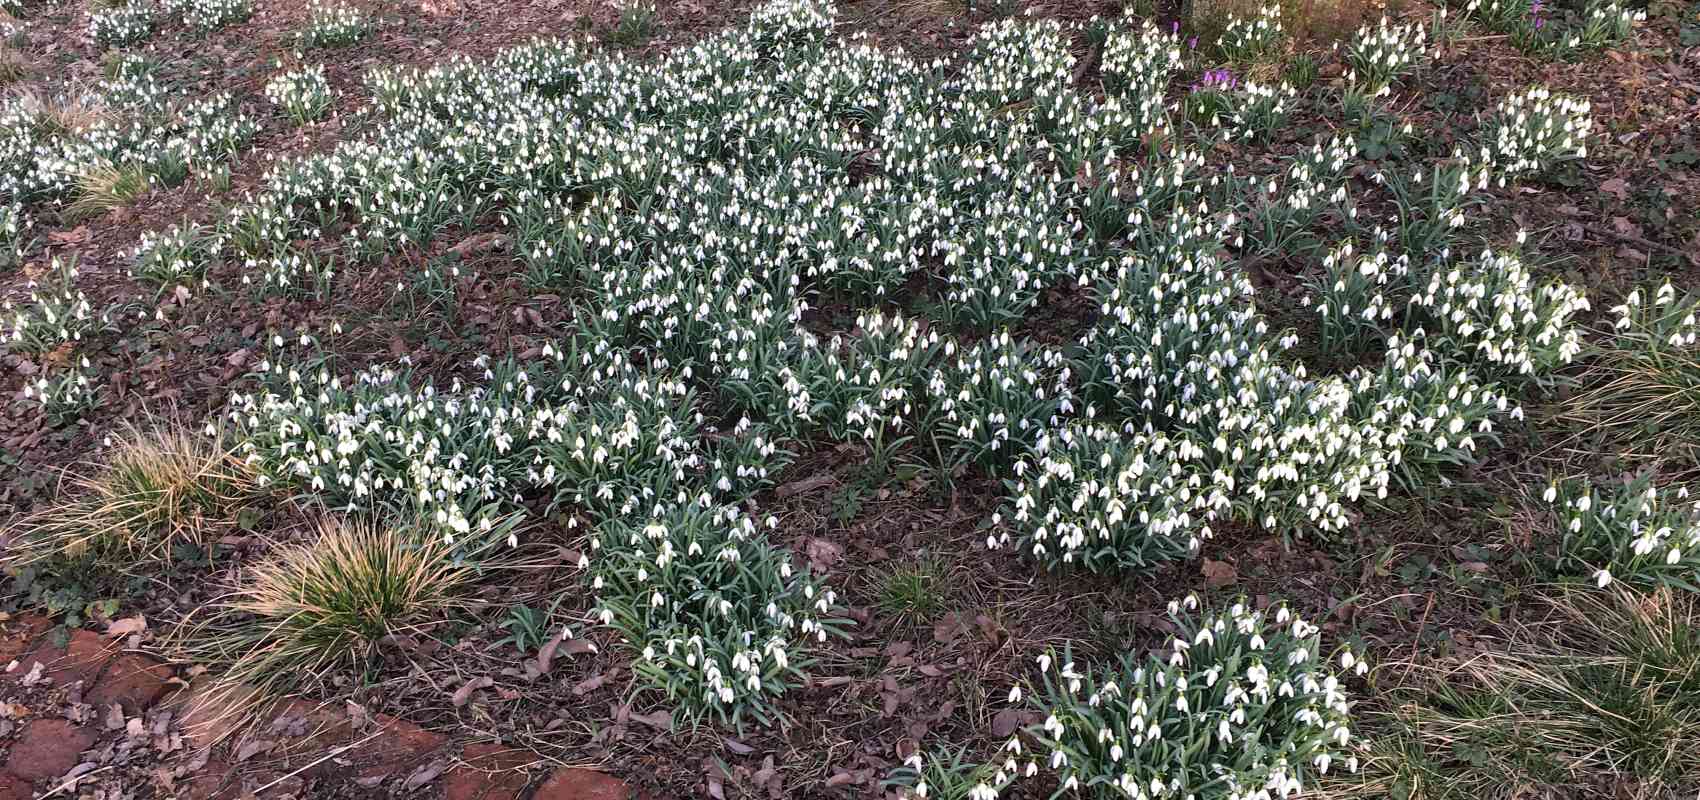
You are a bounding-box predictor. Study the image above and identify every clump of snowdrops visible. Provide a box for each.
[1546,475,1700,591]
[296,0,370,48]
[1004,595,1365,799]
[172,0,1625,735]
[2,257,102,354]
[88,0,154,48]
[131,223,220,296]
[265,64,335,124]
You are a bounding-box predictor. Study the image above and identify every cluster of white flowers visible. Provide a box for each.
[2,258,101,355]
[225,328,813,721]
[995,423,1215,573]
[1305,235,1410,357]
[88,0,154,47]
[1547,476,1700,590]
[1483,86,1592,177]
[296,0,370,48]
[130,222,219,296]
[226,354,551,536]
[1345,17,1427,95]
[1305,232,1588,383]
[937,332,1074,473]
[2,255,111,426]
[1216,4,1284,62]
[1003,596,1364,800]
[84,0,1614,730]
[265,64,335,124]
[597,503,844,727]
[1097,18,1183,145]
[937,173,1082,329]
[1463,0,1640,55]
[161,0,250,32]
[102,54,170,110]
[1575,1,1642,50]
[1610,281,1699,351]
[1407,243,1589,380]
[891,747,1011,800]
[22,354,101,425]
[1243,135,1356,257]
[0,56,256,203]
[1238,80,1297,138]
[0,201,28,271]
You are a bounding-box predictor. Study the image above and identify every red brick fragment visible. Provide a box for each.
[442,742,534,800]
[86,652,174,713]
[3,718,96,782]
[0,772,30,800]
[0,615,51,672]
[532,768,632,800]
[17,629,117,689]
[348,715,446,781]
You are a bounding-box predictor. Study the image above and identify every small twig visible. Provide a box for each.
[248,731,384,796]
[40,766,116,798]
[1583,223,1697,264]
[1401,591,1438,685]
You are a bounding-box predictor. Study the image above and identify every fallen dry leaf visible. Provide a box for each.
[572,674,606,696]
[235,738,274,762]
[403,759,448,790]
[1201,558,1238,588]
[451,676,494,707]
[776,473,835,498]
[630,709,672,731]
[105,615,147,639]
[991,708,1022,738]
[804,536,844,573]
[48,226,90,245]
[932,612,966,644]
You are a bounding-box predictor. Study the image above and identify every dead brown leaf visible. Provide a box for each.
[776,473,835,498]
[451,676,493,707]
[932,612,966,644]
[1201,558,1238,587]
[48,226,90,245]
[105,615,147,639]
[630,709,671,731]
[804,536,843,573]
[991,708,1022,738]
[572,674,606,696]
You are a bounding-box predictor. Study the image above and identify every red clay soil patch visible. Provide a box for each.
[443,743,536,800]
[2,628,116,690]
[0,612,642,799]
[3,718,96,782]
[0,772,32,800]
[85,651,175,714]
[532,768,636,800]
[0,616,49,666]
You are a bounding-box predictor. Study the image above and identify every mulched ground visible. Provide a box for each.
[2,0,1698,797]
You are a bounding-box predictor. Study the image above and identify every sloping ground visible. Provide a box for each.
[0,0,1697,798]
